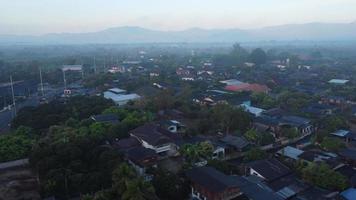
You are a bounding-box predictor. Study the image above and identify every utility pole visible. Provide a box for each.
[63,69,67,90]
[94,56,97,74]
[39,67,45,97]
[10,75,16,116]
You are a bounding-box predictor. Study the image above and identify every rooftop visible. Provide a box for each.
[248,158,292,182]
[328,79,349,84]
[186,166,240,192]
[277,146,304,160]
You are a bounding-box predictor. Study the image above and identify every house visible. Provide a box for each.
[90,114,119,124]
[338,148,356,167]
[328,79,349,85]
[218,135,250,153]
[130,124,180,155]
[247,158,292,182]
[340,188,356,200]
[276,146,304,161]
[330,130,356,142]
[104,89,141,106]
[158,120,186,133]
[335,165,356,187]
[279,115,314,136]
[219,79,245,86]
[125,147,158,180]
[298,150,342,169]
[234,176,283,200]
[321,96,347,106]
[113,137,140,151]
[240,101,265,117]
[225,83,270,94]
[266,174,308,200]
[302,103,335,117]
[186,167,241,200]
[253,116,281,137]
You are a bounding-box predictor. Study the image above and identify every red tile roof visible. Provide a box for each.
[225,83,270,93]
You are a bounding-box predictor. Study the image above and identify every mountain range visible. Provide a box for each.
[1,22,356,44]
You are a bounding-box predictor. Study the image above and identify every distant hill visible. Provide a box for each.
[1,22,356,44]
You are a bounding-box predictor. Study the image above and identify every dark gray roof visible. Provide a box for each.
[113,137,140,150]
[186,167,240,192]
[236,176,283,200]
[126,147,157,167]
[280,116,311,127]
[130,124,174,146]
[91,114,119,123]
[339,149,356,161]
[248,158,291,182]
[219,135,250,149]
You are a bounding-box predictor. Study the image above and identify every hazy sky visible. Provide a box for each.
[1,0,356,35]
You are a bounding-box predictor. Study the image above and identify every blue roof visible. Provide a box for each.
[277,146,304,160]
[341,188,356,200]
[329,79,349,84]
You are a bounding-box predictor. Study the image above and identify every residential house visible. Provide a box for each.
[276,146,305,161]
[330,130,356,143]
[279,115,314,136]
[340,188,356,200]
[247,158,292,182]
[338,148,356,167]
[186,166,242,200]
[218,135,250,153]
[298,150,342,169]
[104,88,141,106]
[125,147,158,180]
[158,120,186,134]
[90,114,119,124]
[130,124,181,155]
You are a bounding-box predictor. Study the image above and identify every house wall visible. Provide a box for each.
[249,168,265,180]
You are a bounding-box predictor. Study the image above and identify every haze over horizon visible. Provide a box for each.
[1,0,356,35]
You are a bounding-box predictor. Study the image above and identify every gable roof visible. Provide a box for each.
[219,135,250,149]
[186,166,240,192]
[248,158,291,182]
[130,123,180,146]
[91,114,119,123]
[236,176,283,200]
[126,147,158,167]
[277,146,304,160]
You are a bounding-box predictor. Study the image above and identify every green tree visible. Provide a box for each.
[244,148,267,162]
[301,163,348,191]
[249,48,267,65]
[320,137,345,152]
[244,129,259,142]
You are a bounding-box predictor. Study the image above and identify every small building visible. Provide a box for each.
[328,79,349,85]
[158,120,186,133]
[104,89,141,106]
[240,102,265,117]
[218,135,250,153]
[186,167,241,200]
[280,115,314,136]
[277,146,304,161]
[330,130,356,142]
[90,114,119,124]
[340,188,356,200]
[126,147,158,180]
[247,158,292,182]
[130,124,180,155]
[338,149,356,167]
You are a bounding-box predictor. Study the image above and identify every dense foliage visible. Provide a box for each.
[0,126,35,162]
